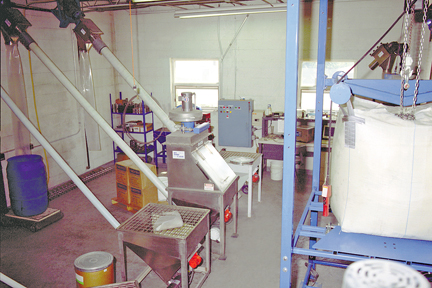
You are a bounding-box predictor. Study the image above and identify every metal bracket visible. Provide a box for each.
[0,7,35,49]
[340,101,365,149]
[51,0,83,28]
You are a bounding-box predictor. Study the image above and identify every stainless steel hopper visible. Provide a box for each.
[117,203,210,288]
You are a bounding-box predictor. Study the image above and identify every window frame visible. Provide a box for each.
[299,61,356,113]
[171,59,220,112]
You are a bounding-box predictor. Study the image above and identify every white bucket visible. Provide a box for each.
[270,161,283,181]
[157,176,168,201]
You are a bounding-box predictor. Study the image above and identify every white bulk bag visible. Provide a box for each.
[330,97,432,241]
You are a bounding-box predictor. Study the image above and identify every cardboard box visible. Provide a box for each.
[128,162,158,208]
[128,162,157,190]
[115,161,129,186]
[115,160,158,208]
[131,125,144,132]
[296,126,314,143]
[130,185,158,208]
[145,123,153,131]
[130,123,152,132]
[116,182,130,204]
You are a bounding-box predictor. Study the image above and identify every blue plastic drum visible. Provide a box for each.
[7,155,48,217]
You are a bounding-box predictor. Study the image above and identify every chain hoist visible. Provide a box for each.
[398,0,429,120]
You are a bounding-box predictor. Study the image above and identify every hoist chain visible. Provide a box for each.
[397,0,429,120]
[398,0,412,118]
[413,1,429,110]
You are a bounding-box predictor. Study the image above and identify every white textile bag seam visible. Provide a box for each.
[404,123,417,238]
[341,147,351,227]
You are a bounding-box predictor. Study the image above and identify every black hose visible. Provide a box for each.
[337,0,418,83]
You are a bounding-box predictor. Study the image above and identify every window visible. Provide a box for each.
[171,59,219,110]
[300,61,355,114]
[300,90,337,112]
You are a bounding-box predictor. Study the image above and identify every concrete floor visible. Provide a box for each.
[0,163,347,288]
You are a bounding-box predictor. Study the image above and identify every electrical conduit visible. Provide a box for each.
[27,42,168,200]
[1,86,121,229]
[28,49,50,184]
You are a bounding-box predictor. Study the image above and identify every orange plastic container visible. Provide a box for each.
[74,251,114,287]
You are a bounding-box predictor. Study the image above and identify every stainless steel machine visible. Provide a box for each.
[117,203,211,288]
[167,92,239,260]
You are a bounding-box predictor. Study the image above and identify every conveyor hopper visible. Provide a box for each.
[117,203,210,287]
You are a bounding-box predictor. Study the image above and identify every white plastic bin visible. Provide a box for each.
[270,160,283,181]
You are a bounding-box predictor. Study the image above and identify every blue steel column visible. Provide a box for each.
[310,0,328,248]
[280,0,300,287]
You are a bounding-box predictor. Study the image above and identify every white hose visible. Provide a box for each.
[99,47,178,133]
[1,87,121,229]
[0,273,26,288]
[28,42,168,200]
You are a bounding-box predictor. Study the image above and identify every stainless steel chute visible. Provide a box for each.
[191,141,237,192]
[166,130,239,260]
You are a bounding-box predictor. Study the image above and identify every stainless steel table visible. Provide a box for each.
[219,151,262,218]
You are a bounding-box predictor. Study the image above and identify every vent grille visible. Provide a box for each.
[48,165,114,200]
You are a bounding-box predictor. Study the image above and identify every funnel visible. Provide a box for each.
[116,203,210,286]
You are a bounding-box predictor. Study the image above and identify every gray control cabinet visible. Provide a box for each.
[218,99,254,147]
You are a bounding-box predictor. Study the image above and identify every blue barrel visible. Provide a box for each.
[7,155,48,217]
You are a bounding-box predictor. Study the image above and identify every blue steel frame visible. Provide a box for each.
[280,1,432,287]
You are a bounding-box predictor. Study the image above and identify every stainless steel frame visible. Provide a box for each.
[116,203,210,288]
[166,130,239,260]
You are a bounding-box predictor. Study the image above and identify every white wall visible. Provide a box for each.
[1,0,429,192]
[110,0,422,151]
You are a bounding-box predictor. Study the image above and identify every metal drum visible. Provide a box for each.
[74,251,114,288]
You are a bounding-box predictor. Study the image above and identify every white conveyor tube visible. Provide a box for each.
[99,47,178,133]
[28,43,168,200]
[0,273,26,288]
[1,87,121,229]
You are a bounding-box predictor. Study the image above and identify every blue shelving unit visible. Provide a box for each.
[280,1,432,287]
[110,92,156,166]
[153,128,171,166]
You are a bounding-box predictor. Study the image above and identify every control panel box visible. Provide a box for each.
[218,99,254,147]
[252,110,264,127]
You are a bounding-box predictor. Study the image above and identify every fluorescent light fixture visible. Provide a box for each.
[174,3,287,18]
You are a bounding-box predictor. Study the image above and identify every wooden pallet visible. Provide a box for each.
[1,208,64,232]
[111,198,141,213]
